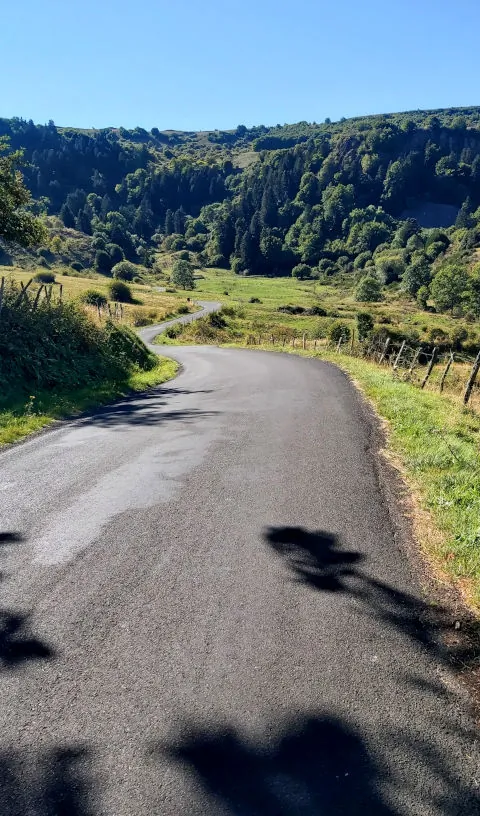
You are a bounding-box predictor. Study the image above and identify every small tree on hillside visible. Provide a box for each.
[356,311,374,340]
[291,263,312,280]
[171,259,195,290]
[0,138,46,246]
[430,264,468,313]
[355,275,383,302]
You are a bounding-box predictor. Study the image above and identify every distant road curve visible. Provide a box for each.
[138,300,221,345]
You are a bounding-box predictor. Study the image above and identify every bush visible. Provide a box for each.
[95,249,113,274]
[278,305,305,314]
[112,260,138,281]
[0,280,156,398]
[356,311,374,341]
[355,275,383,302]
[292,263,312,280]
[70,261,83,272]
[177,304,190,314]
[165,325,182,339]
[306,305,327,316]
[249,296,261,303]
[108,281,133,303]
[79,289,108,308]
[34,271,56,284]
[329,321,351,344]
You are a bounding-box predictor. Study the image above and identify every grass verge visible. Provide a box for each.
[0,357,178,447]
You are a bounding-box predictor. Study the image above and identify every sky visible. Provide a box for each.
[3,0,480,131]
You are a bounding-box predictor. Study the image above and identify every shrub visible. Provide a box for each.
[112,260,137,281]
[165,325,182,339]
[278,305,305,314]
[79,289,108,308]
[356,311,374,341]
[223,290,229,296]
[355,275,383,302]
[106,243,124,265]
[249,296,261,303]
[108,281,133,303]
[95,249,113,274]
[329,321,351,344]
[209,312,227,329]
[177,304,190,314]
[34,271,56,284]
[292,263,312,280]
[306,305,327,316]
[70,261,83,272]
[221,305,236,317]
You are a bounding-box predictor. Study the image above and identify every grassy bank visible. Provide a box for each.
[0,357,178,446]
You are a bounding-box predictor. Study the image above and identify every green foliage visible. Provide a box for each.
[108,280,133,302]
[34,271,55,284]
[0,280,154,400]
[430,264,468,313]
[78,289,108,307]
[95,249,113,274]
[112,260,138,281]
[0,139,46,247]
[329,321,351,344]
[171,259,195,289]
[416,285,430,310]
[355,275,383,302]
[292,263,312,280]
[356,311,374,340]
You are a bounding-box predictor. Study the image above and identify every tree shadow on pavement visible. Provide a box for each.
[157,713,398,816]
[0,533,55,670]
[263,526,480,689]
[0,746,95,816]
[76,388,219,429]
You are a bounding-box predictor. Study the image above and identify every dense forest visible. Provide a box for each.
[3,106,480,317]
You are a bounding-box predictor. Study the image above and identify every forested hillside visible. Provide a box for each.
[3,106,480,318]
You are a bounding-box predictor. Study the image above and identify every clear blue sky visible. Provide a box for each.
[4,0,479,130]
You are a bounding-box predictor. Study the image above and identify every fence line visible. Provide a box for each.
[243,328,480,409]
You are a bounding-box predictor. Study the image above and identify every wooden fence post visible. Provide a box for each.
[378,337,391,364]
[314,339,317,350]
[336,336,343,353]
[270,335,274,345]
[0,276,4,318]
[350,328,355,353]
[406,347,421,379]
[302,333,306,350]
[439,352,454,393]
[463,350,480,405]
[32,285,44,311]
[59,284,63,303]
[393,340,406,371]
[292,337,296,348]
[421,347,438,389]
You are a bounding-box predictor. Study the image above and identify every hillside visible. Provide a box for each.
[2,106,480,326]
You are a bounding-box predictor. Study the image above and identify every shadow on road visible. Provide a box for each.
[157,713,397,815]
[263,526,480,683]
[76,388,219,429]
[0,533,55,670]
[0,746,94,816]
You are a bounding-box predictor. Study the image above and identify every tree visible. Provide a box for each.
[171,259,195,289]
[416,285,429,310]
[112,260,138,281]
[292,263,312,280]
[456,196,473,229]
[356,311,374,340]
[60,203,75,229]
[430,264,468,313]
[108,280,133,302]
[0,139,46,246]
[95,249,113,274]
[401,258,431,297]
[466,265,480,317]
[355,275,383,302]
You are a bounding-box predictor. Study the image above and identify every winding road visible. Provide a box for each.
[0,305,478,814]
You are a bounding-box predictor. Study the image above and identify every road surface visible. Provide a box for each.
[0,338,478,814]
[138,299,221,344]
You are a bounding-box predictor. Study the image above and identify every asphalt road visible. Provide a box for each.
[0,329,478,813]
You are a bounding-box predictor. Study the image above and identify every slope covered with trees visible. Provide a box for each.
[3,107,480,319]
